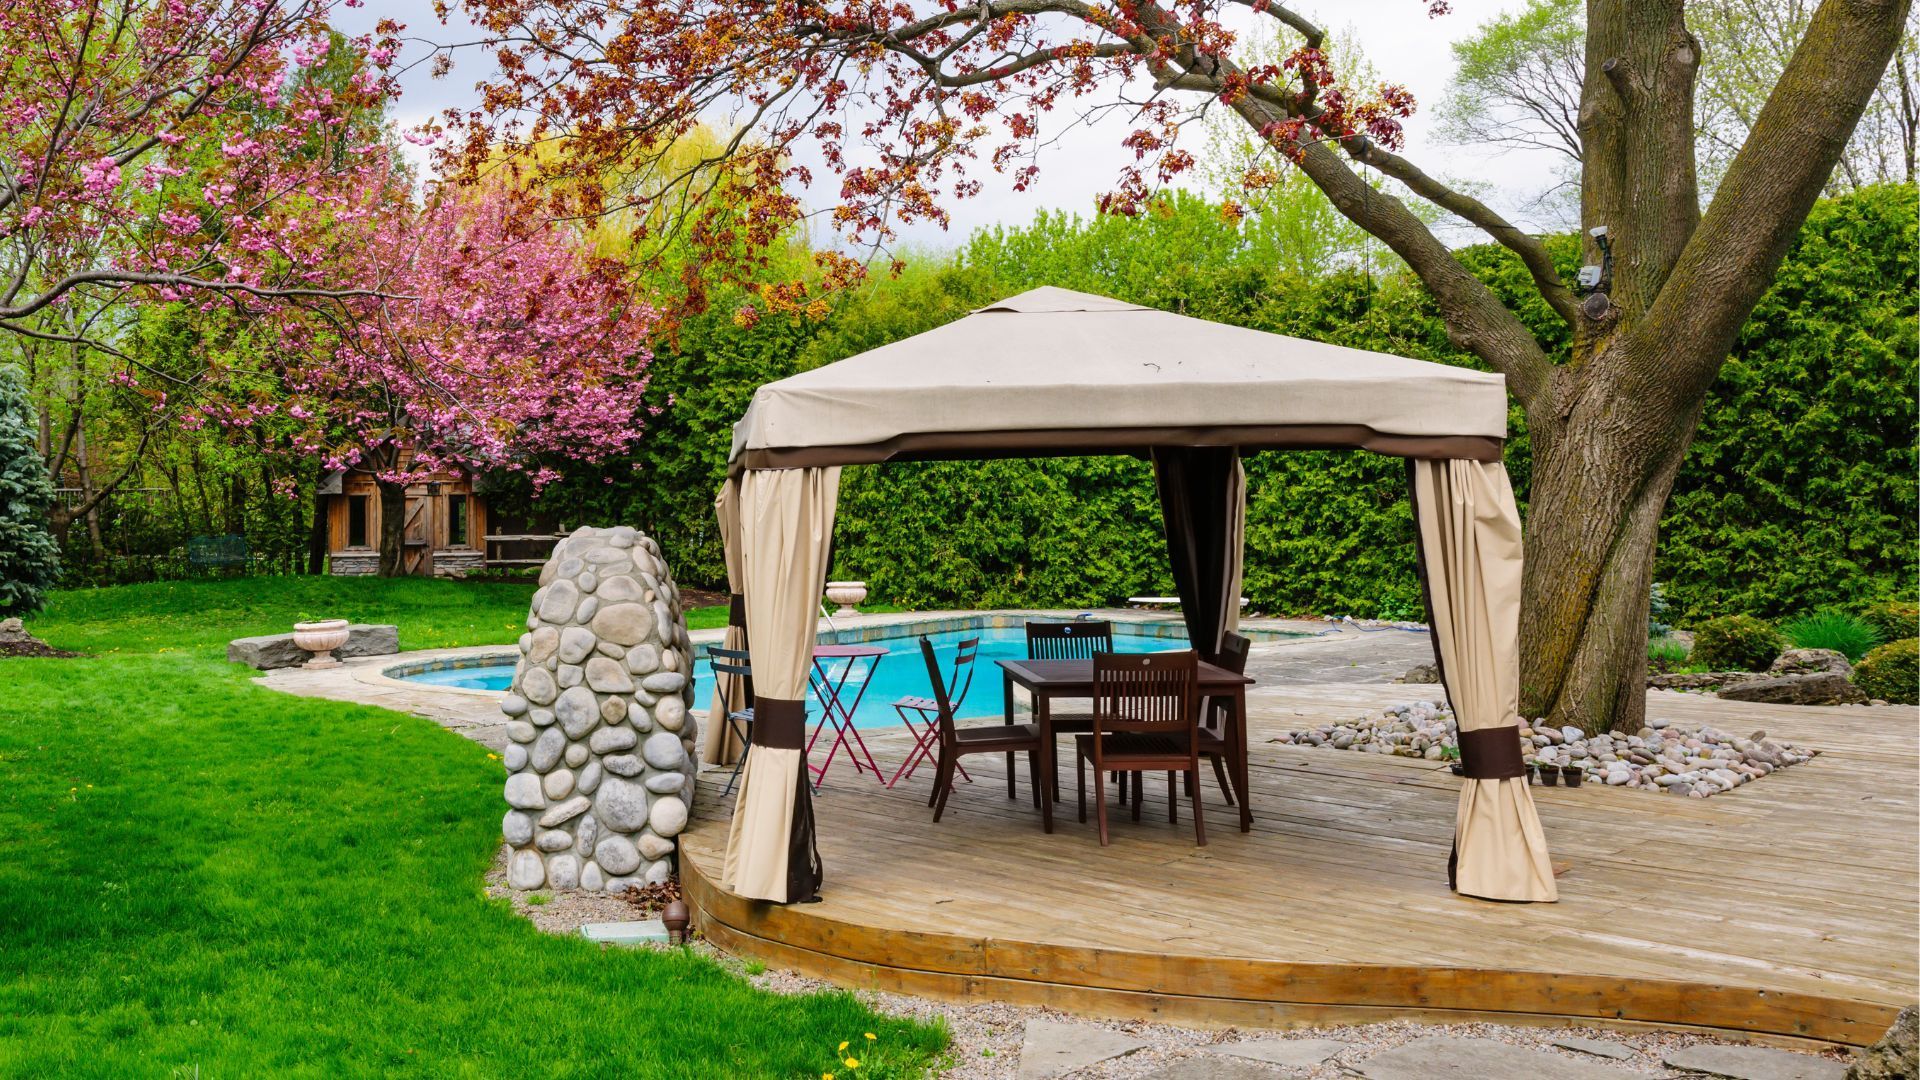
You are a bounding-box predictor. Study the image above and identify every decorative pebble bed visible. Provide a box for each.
[1274,700,1819,798]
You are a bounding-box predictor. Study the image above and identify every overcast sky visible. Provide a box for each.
[338,1,1567,253]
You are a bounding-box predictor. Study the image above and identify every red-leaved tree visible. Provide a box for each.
[255,176,658,575]
[442,0,1909,733]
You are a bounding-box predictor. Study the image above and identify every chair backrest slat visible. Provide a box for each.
[919,637,959,745]
[1093,650,1199,743]
[1026,620,1115,660]
[947,636,980,712]
[706,645,754,715]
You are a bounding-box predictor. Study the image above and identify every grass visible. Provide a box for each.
[1,576,945,1077]
[1647,636,1692,666]
[28,576,733,656]
[1781,609,1883,662]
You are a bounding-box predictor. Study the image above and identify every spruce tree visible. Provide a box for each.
[0,364,60,618]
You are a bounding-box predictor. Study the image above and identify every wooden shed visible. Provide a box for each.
[317,467,488,577]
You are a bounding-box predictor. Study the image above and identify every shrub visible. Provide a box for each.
[1648,636,1691,666]
[1690,615,1786,672]
[0,363,61,617]
[1782,609,1883,661]
[1861,600,1919,645]
[1853,638,1918,704]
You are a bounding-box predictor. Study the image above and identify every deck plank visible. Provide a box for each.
[680,685,1918,1045]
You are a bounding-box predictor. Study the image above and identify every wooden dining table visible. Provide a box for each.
[996,657,1256,834]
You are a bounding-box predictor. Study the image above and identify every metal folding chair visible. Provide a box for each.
[706,645,756,797]
[888,635,980,791]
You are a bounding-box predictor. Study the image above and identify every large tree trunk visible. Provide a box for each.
[376,478,407,578]
[1516,344,1707,730]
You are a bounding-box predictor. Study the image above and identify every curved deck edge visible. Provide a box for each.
[682,853,1897,1048]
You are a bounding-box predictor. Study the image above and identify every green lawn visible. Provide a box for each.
[0,577,945,1077]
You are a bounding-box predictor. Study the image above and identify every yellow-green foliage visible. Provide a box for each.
[1861,600,1919,644]
[1691,615,1786,672]
[1853,638,1918,705]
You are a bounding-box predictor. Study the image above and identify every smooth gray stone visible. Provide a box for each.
[641,730,686,770]
[226,624,398,669]
[1016,1019,1147,1080]
[1551,1036,1633,1061]
[1354,1037,1624,1080]
[1209,1038,1348,1067]
[502,772,546,810]
[593,776,650,831]
[601,753,643,777]
[584,656,635,694]
[537,795,591,828]
[589,726,637,754]
[557,626,597,665]
[507,849,545,889]
[1661,1044,1848,1080]
[529,727,565,772]
[501,810,534,846]
[593,833,641,875]
[545,853,579,890]
[555,686,599,738]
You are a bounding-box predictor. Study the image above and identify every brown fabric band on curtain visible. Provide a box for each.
[738,425,1503,471]
[753,698,808,750]
[1458,727,1528,780]
[728,593,746,626]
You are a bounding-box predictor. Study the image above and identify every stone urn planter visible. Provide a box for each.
[292,619,351,668]
[824,580,868,617]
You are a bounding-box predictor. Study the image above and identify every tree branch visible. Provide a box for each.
[0,271,399,321]
[1643,0,1912,398]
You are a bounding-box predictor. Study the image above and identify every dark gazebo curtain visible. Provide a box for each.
[1152,446,1246,663]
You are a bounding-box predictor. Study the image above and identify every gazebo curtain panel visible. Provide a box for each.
[1151,446,1245,662]
[702,478,750,767]
[718,467,839,903]
[1411,459,1557,903]
[709,286,1555,906]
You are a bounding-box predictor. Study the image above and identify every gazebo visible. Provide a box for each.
[705,286,1556,906]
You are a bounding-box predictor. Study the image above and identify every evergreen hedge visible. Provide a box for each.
[0,363,61,617]
[492,186,1917,624]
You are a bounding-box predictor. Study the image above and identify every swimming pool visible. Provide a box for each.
[390,621,1229,728]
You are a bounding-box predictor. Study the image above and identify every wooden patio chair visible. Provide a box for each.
[888,636,981,794]
[1187,630,1251,806]
[705,645,756,797]
[1075,650,1205,846]
[1023,620,1114,798]
[921,637,1050,826]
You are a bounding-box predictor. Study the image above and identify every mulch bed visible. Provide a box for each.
[0,634,80,659]
[621,878,684,917]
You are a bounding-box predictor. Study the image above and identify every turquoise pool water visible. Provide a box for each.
[396,625,1194,728]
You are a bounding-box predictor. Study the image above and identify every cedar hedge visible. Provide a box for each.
[491,186,1917,623]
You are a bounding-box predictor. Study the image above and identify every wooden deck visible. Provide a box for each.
[681,685,1918,1047]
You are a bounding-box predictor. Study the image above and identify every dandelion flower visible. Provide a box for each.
[863,1033,876,1041]
[838,1041,849,1052]
[822,1074,834,1080]
[844,1058,860,1069]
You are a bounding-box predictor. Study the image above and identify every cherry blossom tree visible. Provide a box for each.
[250,177,656,575]
[443,0,1910,734]
[0,0,407,530]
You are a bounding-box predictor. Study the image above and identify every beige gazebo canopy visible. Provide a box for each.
[708,286,1556,907]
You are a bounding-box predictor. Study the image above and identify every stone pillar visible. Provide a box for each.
[499,526,697,893]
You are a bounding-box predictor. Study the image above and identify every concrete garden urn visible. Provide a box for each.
[292,619,351,668]
[824,580,868,617]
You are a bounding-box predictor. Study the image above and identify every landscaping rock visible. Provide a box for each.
[1719,672,1868,706]
[1848,1005,1917,1080]
[1662,1043,1848,1080]
[1771,648,1853,678]
[1354,1037,1624,1080]
[1648,671,1766,691]
[1015,1019,1147,1079]
[226,623,399,669]
[1551,1036,1633,1060]
[500,527,694,891]
[1209,1037,1348,1067]
[1276,701,1819,797]
[1397,662,1440,684]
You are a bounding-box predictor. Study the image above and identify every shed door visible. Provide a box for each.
[402,496,434,577]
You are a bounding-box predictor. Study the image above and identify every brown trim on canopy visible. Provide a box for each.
[737,425,1502,471]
